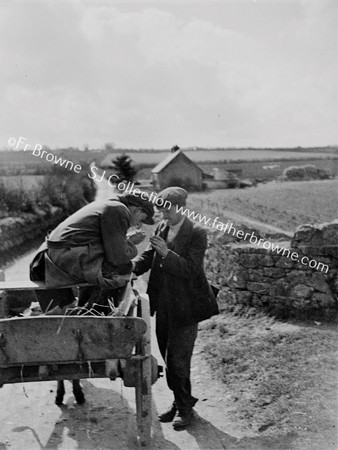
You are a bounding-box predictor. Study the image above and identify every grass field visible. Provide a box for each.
[110,149,338,164]
[1,147,337,174]
[137,157,338,182]
[188,179,338,233]
[0,175,45,190]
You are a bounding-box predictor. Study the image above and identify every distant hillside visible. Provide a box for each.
[0,146,337,175]
[0,149,100,175]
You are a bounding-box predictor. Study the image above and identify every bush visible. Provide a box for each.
[283,166,305,180]
[0,181,38,215]
[0,168,97,217]
[303,164,318,178]
[282,164,331,181]
[38,170,96,214]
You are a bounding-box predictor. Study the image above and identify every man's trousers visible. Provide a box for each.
[156,308,198,412]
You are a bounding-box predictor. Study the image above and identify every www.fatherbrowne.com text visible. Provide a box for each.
[90,175,328,273]
[175,205,329,274]
[9,136,328,273]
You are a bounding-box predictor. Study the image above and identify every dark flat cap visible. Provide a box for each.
[120,192,155,224]
[157,187,188,206]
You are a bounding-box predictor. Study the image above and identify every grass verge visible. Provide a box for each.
[200,310,337,446]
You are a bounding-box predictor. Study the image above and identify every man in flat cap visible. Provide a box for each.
[133,186,219,430]
[30,192,154,312]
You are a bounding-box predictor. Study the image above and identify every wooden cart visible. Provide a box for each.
[0,280,160,447]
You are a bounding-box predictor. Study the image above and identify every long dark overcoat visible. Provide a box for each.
[133,217,219,327]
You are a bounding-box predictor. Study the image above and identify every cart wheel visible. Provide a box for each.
[135,294,152,447]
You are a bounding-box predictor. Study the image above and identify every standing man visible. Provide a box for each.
[30,192,154,312]
[133,187,219,430]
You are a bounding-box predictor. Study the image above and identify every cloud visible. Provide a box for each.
[0,1,337,148]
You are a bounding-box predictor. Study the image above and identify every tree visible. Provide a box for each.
[112,154,137,181]
[104,142,115,151]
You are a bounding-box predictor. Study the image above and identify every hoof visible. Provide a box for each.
[55,397,64,406]
[75,394,85,405]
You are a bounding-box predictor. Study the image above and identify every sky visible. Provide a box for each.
[0,0,337,150]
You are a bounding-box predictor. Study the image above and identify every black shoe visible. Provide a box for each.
[172,409,194,430]
[158,403,177,423]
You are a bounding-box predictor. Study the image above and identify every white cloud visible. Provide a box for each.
[0,1,337,148]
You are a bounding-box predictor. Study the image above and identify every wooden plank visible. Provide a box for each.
[0,361,110,386]
[135,294,152,446]
[0,281,93,291]
[0,316,146,366]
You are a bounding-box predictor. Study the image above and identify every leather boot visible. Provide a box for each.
[158,402,177,423]
[172,409,194,430]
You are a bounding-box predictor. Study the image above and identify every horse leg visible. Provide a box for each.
[72,379,85,404]
[55,380,65,406]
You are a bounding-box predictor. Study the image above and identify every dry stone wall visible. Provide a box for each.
[205,221,338,320]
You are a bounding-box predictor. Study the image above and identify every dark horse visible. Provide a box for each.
[55,379,85,405]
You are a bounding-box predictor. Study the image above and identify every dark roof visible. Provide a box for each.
[151,150,202,174]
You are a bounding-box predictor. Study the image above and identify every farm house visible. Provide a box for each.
[151,150,204,191]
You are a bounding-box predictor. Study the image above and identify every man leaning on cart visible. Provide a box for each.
[29,192,155,312]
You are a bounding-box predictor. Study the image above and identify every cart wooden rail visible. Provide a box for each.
[0,280,160,447]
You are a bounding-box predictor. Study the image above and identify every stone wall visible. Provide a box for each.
[205,221,338,320]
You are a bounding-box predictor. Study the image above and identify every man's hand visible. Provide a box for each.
[128,230,146,245]
[149,236,169,257]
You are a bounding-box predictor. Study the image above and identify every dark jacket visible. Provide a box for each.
[133,217,219,327]
[30,199,137,288]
